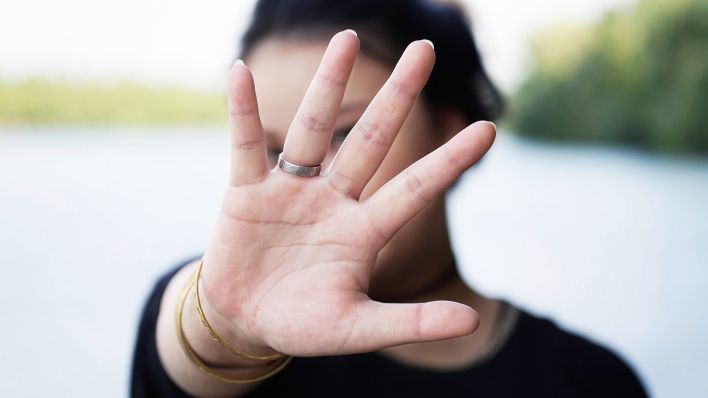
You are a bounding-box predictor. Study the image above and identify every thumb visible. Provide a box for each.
[346,299,480,353]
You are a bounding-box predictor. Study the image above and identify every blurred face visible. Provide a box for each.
[247,37,454,300]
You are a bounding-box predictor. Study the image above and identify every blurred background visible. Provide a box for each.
[1,0,706,396]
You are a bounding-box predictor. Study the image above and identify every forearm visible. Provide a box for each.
[155,260,274,398]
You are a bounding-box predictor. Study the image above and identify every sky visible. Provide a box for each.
[0,0,637,93]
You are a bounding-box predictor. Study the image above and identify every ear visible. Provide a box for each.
[433,108,468,144]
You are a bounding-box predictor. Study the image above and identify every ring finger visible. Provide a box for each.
[325,40,435,197]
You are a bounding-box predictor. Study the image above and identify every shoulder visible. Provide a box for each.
[510,307,648,397]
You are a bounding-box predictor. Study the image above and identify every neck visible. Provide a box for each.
[379,271,503,370]
[387,258,461,303]
[374,204,504,369]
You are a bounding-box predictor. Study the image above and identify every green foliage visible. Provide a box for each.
[0,79,227,125]
[508,0,708,155]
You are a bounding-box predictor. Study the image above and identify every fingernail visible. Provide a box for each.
[233,59,245,67]
[345,29,357,37]
[487,121,497,130]
[421,39,434,49]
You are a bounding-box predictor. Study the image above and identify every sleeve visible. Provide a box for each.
[130,257,198,398]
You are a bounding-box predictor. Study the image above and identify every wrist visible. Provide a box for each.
[187,253,283,360]
[195,274,281,360]
[182,287,280,369]
[175,268,293,385]
[199,245,283,357]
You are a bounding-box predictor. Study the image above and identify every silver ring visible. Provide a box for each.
[277,153,321,177]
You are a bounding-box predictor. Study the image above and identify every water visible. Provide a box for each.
[1,126,706,397]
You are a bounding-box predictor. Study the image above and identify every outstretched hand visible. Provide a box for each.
[200,30,496,358]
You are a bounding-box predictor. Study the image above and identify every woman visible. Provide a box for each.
[132,0,647,396]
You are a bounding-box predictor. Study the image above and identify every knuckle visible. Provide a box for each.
[413,304,424,339]
[442,146,464,174]
[318,54,351,89]
[296,113,330,136]
[405,170,431,203]
[228,103,257,118]
[336,308,358,355]
[318,70,347,89]
[388,78,415,99]
[353,121,385,146]
[364,211,389,247]
[327,170,357,197]
[232,137,263,151]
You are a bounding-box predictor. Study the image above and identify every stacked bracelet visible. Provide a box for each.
[193,259,283,362]
[174,263,292,384]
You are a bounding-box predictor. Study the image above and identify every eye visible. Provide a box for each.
[266,147,281,167]
[330,124,354,150]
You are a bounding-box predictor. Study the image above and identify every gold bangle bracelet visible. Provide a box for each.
[175,275,293,384]
[194,259,283,362]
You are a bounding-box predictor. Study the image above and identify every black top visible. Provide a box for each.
[131,259,647,397]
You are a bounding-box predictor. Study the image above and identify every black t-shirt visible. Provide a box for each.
[131,259,647,397]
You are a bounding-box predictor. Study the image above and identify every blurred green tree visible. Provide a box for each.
[509,0,708,155]
[0,79,227,126]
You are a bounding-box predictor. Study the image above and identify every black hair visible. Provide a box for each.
[239,0,504,124]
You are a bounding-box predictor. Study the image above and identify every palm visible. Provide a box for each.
[201,31,496,357]
[214,177,381,355]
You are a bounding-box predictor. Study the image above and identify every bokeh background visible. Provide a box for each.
[1,0,706,396]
